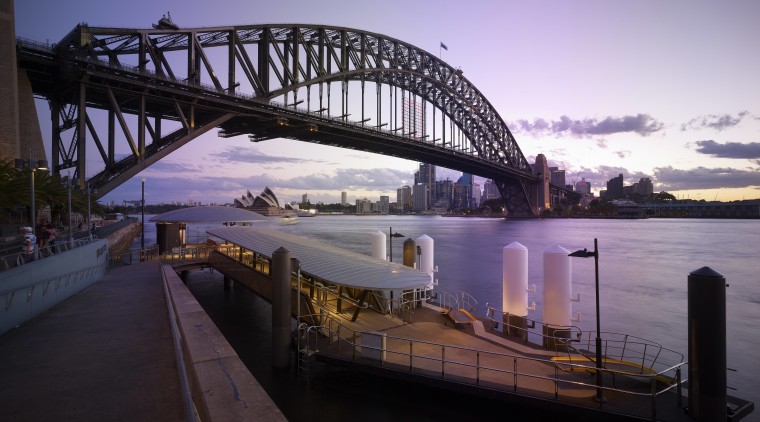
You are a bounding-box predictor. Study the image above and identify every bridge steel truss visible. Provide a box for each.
[18,24,541,215]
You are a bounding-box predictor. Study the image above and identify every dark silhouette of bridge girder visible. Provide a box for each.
[17,24,546,215]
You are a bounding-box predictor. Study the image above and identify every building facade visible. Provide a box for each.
[396,186,412,213]
[379,196,390,214]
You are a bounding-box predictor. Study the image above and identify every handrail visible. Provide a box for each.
[296,311,687,418]
[484,303,583,350]
[1,237,103,271]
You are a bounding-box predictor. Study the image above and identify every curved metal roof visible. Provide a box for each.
[206,226,431,291]
[149,206,268,223]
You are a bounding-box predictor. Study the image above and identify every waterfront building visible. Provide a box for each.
[575,178,591,195]
[549,167,566,188]
[472,182,482,206]
[452,180,471,210]
[435,179,454,209]
[483,179,500,202]
[606,173,625,200]
[355,198,372,214]
[341,191,347,205]
[396,185,412,213]
[418,163,436,210]
[532,154,550,210]
[233,187,286,215]
[412,184,428,211]
[379,196,389,215]
[640,200,760,218]
[637,177,654,197]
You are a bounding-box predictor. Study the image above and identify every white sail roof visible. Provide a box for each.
[206,226,431,291]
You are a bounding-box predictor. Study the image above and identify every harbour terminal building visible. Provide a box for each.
[637,200,760,218]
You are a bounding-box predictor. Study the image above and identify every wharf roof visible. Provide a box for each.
[150,206,268,223]
[206,226,431,291]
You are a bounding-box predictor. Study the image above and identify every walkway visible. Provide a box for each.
[0,260,184,421]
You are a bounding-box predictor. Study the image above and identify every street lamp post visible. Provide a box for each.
[15,149,48,230]
[141,177,146,261]
[569,238,605,403]
[388,226,404,262]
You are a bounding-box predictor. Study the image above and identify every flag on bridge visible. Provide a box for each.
[440,42,448,51]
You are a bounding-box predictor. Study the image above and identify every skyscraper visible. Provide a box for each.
[341,191,347,205]
[396,185,412,213]
[483,180,500,202]
[637,178,653,197]
[379,196,390,214]
[575,178,591,195]
[606,174,624,199]
[533,154,550,210]
[412,184,428,211]
[418,163,436,210]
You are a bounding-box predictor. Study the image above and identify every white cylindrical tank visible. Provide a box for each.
[415,234,434,288]
[543,245,571,327]
[503,241,528,317]
[371,230,386,261]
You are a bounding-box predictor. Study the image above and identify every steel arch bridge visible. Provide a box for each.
[17,23,545,215]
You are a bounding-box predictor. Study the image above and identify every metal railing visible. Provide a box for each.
[1,237,102,271]
[110,245,160,267]
[296,311,686,419]
[437,290,477,313]
[484,303,583,349]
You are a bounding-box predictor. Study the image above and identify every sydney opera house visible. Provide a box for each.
[234,187,288,216]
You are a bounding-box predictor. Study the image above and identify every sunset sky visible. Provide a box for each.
[14,0,760,206]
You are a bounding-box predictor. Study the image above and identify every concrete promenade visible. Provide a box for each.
[0,260,185,421]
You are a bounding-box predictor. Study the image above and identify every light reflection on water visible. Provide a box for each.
[139,214,760,413]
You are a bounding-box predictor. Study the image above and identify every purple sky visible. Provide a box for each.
[15,0,760,205]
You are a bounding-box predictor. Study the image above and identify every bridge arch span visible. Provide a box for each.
[20,23,541,215]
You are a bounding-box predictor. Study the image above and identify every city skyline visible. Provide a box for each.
[13,0,760,206]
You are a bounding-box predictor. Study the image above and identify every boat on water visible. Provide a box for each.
[278,215,299,225]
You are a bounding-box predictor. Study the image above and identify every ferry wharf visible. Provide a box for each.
[184,225,753,422]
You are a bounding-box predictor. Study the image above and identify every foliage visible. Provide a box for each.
[315,203,355,213]
[654,191,676,202]
[0,158,95,225]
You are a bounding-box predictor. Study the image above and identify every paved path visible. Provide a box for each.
[0,260,184,421]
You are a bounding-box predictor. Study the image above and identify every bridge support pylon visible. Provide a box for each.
[496,178,538,217]
[0,0,46,164]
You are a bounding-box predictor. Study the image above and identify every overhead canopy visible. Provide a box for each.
[206,226,431,291]
[150,206,268,223]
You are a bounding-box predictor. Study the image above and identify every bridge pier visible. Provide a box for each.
[0,0,46,167]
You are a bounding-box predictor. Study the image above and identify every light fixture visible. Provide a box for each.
[569,238,605,402]
[388,226,404,262]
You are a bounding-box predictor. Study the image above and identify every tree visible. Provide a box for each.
[0,159,91,225]
[654,191,676,202]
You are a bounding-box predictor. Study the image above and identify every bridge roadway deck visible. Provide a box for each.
[0,260,184,421]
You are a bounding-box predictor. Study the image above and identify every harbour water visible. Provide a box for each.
[139,215,760,420]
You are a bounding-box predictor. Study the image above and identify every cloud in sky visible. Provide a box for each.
[653,166,760,191]
[681,111,749,132]
[211,146,329,165]
[509,114,664,138]
[694,140,760,159]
